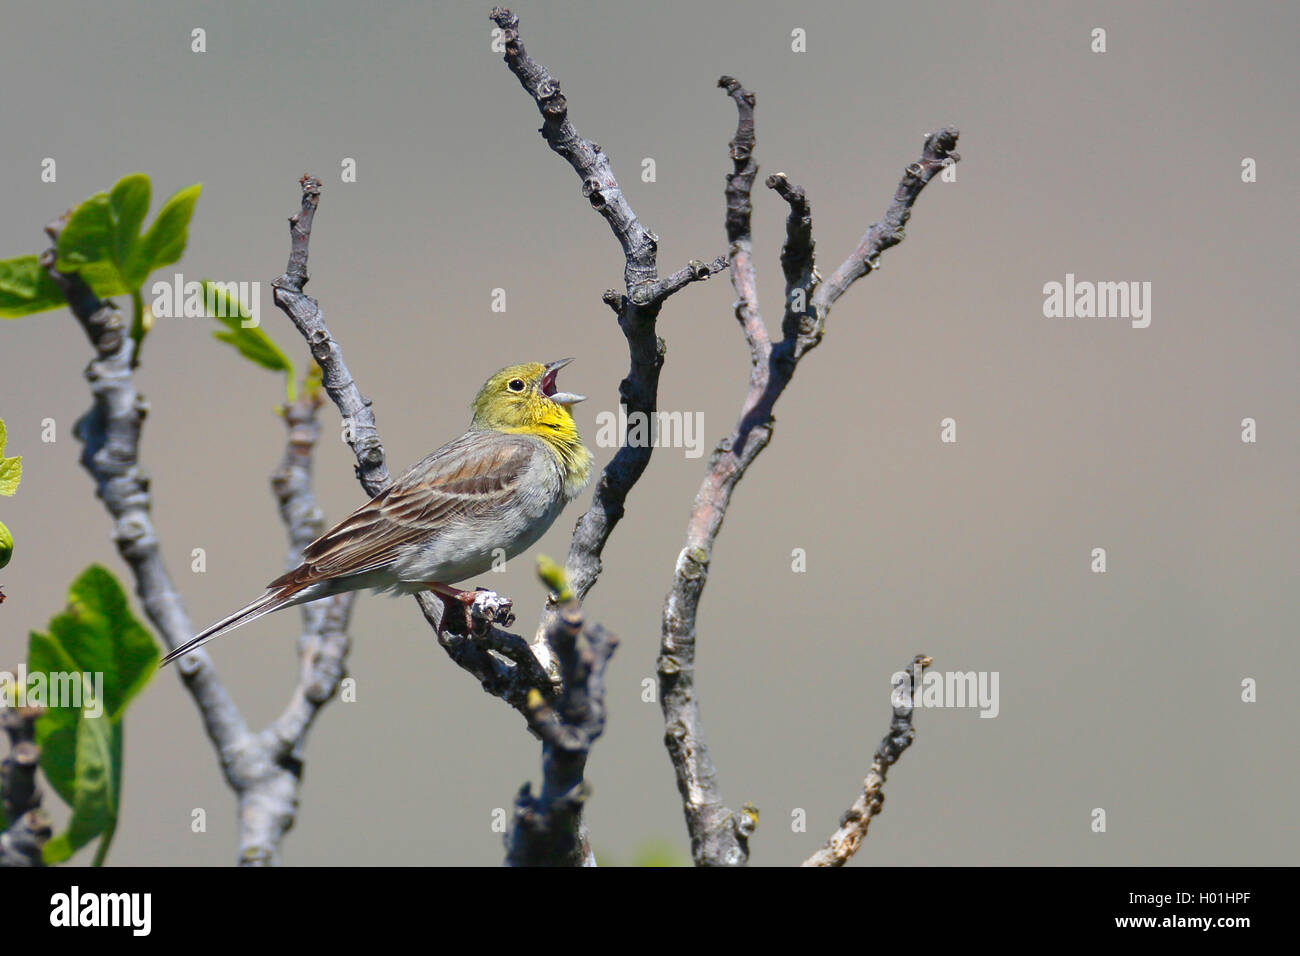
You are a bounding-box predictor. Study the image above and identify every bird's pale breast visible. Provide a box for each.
[391,434,568,588]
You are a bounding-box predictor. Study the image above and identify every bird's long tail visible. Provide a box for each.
[160,587,300,666]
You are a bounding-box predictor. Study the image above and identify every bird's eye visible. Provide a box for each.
[508,378,525,392]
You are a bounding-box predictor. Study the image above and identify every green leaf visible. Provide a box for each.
[42,718,119,865]
[0,255,67,317]
[0,453,20,496]
[202,280,297,400]
[52,565,159,720]
[27,631,82,807]
[55,191,114,278]
[210,329,294,377]
[536,554,573,602]
[54,175,201,301]
[0,418,19,566]
[27,565,159,864]
[109,175,151,282]
[133,183,201,279]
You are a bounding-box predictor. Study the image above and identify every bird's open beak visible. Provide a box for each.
[541,357,585,405]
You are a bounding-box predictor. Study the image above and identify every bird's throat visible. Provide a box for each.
[504,418,593,499]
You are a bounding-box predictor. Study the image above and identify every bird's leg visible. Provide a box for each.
[423,582,478,636]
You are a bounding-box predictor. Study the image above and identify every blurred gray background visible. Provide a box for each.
[1,0,1295,866]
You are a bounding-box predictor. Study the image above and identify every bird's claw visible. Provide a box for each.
[468,588,515,630]
[432,586,515,636]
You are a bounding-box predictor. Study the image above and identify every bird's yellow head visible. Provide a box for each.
[471,358,586,430]
[471,358,593,494]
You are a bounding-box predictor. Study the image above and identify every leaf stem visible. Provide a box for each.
[91,817,116,867]
[129,288,145,368]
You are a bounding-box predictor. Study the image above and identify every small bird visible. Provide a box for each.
[162,358,593,665]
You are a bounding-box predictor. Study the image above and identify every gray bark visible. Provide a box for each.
[39,223,355,865]
[659,77,959,866]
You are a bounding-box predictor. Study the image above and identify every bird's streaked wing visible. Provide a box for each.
[269,430,536,590]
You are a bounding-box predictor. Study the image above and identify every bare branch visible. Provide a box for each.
[765,172,815,341]
[507,573,618,867]
[40,228,248,761]
[659,78,768,867]
[236,390,358,865]
[491,6,657,292]
[718,76,770,363]
[0,809,50,868]
[266,389,354,754]
[632,255,730,308]
[0,707,42,824]
[490,7,728,613]
[267,593,352,755]
[44,216,361,865]
[271,178,390,498]
[808,128,959,348]
[803,655,933,867]
[659,80,959,866]
[0,706,50,867]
